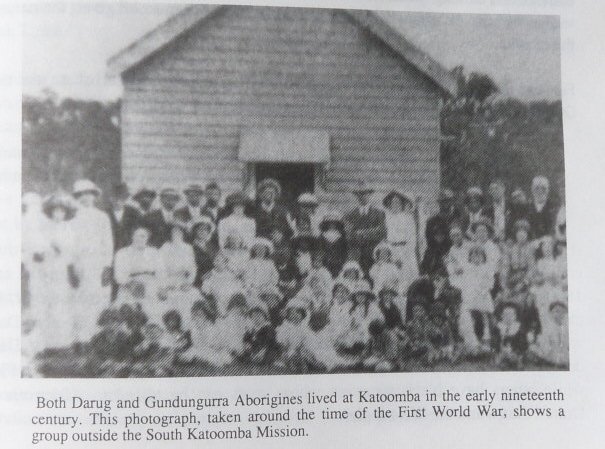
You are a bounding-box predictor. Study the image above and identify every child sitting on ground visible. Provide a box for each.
[362,319,407,372]
[378,284,406,329]
[201,251,244,318]
[275,299,310,371]
[212,293,249,362]
[242,303,278,365]
[529,301,569,368]
[160,310,190,353]
[179,300,233,367]
[493,302,528,370]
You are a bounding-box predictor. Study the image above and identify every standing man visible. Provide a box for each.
[201,181,223,223]
[144,187,181,247]
[175,183,205,224]
[294,193,320,236]
[484,179,509,243]
[108,182,131,250]
[463,186,486,238]
[71,179,114,346]
[528,175,557,239]
[344,181,386,275]
[253,178,292,240]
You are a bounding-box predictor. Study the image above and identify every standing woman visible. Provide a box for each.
[70,179,114,346]
[383,190,419,293]
[319,212,348,278]
[159,222,201,326]
[218,191,255,279]
[114,226,166,324]
[38,194,78,351]
[191,217,219,288]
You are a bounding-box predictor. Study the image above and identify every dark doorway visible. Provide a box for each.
[255,163,315,211]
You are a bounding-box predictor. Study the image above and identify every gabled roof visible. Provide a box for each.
[107,4,457,96]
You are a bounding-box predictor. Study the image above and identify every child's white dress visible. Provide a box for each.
[201,270,244,318]
[218,215,255,278]
[459,262,494,313]
[160,240,201,326]
[243,258,279,293]
[184,318,234,366]
[369,262,401,294]
[276,321,308,358]
[446,241,470,289]
[385,211,419,291]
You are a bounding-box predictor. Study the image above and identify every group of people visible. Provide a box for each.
[21,174,569,376]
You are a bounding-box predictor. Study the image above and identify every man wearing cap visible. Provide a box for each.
[344,182,386,275]
[143,187,181,247]
[253,178,293,240]
[528,175,557,239]
[175,183,204,224]
[294,193,320,236]
[200,181,224,223]
[70,179,114,344]
[483,179,510,242]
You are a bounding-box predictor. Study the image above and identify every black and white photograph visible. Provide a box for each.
[21,2,567,378]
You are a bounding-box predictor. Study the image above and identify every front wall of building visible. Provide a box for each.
[121,6,441,210]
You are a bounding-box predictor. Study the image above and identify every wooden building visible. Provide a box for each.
[108,4,457,210]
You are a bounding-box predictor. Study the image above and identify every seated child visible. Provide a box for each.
[378,285,406,329]
[179,300,232,367]
[327,282,353,337]
[258,287,286,326]
[493,302,528,369]
[201,251,244,318]
[212,293,249,361]
[276,299,310,371]
[404,300,443,363]
[369,241,401,293]
[530,301,569,368]
[243,238,279,294]
[242,303,278,365]
[362,319,406,372]
[160,310,190,353]
[337,260,363,283]
[303,313,353,372]
[89,308,135,377]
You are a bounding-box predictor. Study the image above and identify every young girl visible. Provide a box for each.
[335,260,364,289]
[369,241,401,294]
[180,300,233,367]
[276,299,310,371]
[201,251,244,318]
[212,293,249,361]
[458,245,495,351]
[242,303,277,364]
[243,238,279,294]
[493,302,528,369]
[159,223,201,327]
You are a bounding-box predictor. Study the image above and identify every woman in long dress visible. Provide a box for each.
[37,194,78,351]
[217,192,255,279]
[382,190,419,293]
[159,222,201,327]
[114,226,166,325]
[70,180,114,344]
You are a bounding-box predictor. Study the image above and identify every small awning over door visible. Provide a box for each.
[239,128,330,163]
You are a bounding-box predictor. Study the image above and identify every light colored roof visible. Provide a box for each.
[107,5,457,96]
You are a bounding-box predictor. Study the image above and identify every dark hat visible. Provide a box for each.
[257,178,282,197]
[97,308,124,326]
[42,193,77,220]
[184,183,204,194]
[132,187,156,201]
[383,190,413,208]
[205,181,220,191]
[160,187,180,198]
[406,278,434,302]
[352,180,375,195]
[224,191,249,210]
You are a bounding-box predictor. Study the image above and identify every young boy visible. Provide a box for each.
[493,302,528,370]
[242,304,278,365]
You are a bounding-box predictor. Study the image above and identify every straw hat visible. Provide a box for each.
[257,178,282,198]
[73,179,101,197]
[297,193,318,207]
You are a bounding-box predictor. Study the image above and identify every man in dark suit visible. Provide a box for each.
[109,185,156,249]
[200,181,225,223]
[344,181,386,275]
[425,189,464,241]
[527,176,557,239]
[144,187,181,248]
[174,183,204,224]
[252,178,293,240]
[483,179,510,242]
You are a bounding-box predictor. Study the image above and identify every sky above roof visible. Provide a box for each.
[22,3,561,102]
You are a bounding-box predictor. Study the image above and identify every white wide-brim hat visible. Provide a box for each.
[73,179,101,197]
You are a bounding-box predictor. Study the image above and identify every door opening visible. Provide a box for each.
[255,163,315,211]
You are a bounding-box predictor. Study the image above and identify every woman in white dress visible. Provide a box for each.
[70,179,114,343]
[217,192,255,279]
[159,222,201,327]
[115,226,166,325]
[37,194,78,350]
[382,190,419,293]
